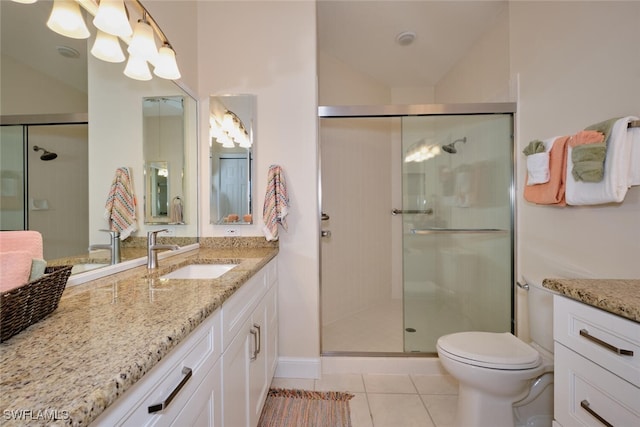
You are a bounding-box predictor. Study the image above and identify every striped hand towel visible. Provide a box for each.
[104,167,138,239]
[262,165,289,241]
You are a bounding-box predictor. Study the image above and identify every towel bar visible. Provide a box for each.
[629,120,640,129]
[411,228,508,234]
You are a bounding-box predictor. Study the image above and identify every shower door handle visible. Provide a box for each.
[391,208,433,215]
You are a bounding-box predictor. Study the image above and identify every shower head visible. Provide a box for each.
[442,137,467,154]
[33,145,58,161]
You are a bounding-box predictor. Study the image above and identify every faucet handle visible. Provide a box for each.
[99,229,121,238]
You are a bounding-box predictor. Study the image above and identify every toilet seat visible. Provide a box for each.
[437,332,542,370]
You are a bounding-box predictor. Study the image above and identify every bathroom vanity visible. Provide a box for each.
[543,279,640,427]
[0,244,278,427]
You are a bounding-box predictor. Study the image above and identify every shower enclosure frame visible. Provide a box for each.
[318,102,518,357]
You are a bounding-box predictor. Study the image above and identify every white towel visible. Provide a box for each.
[628,126,640,186]
[566,116,639,205]
[525,136,559,185]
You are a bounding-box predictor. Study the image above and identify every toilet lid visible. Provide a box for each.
[437,332,541,370]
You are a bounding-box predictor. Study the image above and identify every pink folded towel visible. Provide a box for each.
[0,251,33,292]
[0,230,43,259]
[524,136,570,206]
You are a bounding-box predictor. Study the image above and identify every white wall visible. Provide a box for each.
[510,0,640,338]
[196,1,319,376]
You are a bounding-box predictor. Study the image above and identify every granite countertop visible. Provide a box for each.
[543,278,640,323]
[0,245,278,426]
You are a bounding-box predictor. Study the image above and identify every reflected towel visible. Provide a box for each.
[0,230,43,259]
[524,136,569,205]
[262,165,289,241]
[566,117,639,205]
[104,167,138,239]
[170,196,184,224]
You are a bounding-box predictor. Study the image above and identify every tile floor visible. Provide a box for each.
[271,373,459,427]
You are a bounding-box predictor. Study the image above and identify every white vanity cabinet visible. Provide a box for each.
[222,259,278,427]
[91,256,278,427]
[552,295,640,427]
[93,308,223,427]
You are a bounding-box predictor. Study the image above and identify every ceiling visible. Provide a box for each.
[317,0,508,88]
[2,1,507,97]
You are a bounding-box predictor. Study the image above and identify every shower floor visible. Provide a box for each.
[322,288,468,354]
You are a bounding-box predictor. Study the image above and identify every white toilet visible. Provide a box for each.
[436,277,554,427]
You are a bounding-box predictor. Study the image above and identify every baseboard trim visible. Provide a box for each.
[321,356,447,375]
[275,356,321,379]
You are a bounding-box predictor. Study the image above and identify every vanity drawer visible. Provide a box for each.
[553,296,640,387]
[94,309,222,427]
[222,270,266,349]
[555,343,640,427]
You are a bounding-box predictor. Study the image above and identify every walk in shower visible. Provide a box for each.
[320,104,515,355]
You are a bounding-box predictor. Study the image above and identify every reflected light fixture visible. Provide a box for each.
[210,111,252,148]
[46,0,90,39]
[93,0,132,38]
[11,0,38,4]
[128,14,158,62]
[124,52,152,81]
[91,30,125,63]
[26,0,181,81]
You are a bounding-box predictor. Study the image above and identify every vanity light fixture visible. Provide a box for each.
[11,0,38,4]
[91,30,125,62]
[153,43,181,80]
[46,0,90,39]
[128,13,158,62]
[92,0,132,38]
[124,52,152,81]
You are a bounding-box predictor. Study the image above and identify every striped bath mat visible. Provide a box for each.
[258,388,354,427]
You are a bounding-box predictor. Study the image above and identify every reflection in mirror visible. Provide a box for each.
[0,1,198,276]
[209,95,255,225]
[143,96,185,224]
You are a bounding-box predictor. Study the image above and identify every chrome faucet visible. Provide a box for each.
[88,229,121,265]
[147,229,180,269]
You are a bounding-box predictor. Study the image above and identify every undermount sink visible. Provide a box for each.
[160,264,237,280]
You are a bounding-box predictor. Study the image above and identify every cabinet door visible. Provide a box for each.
[265,286,278,380]
[222,317,252,427]
[249,297,269,427]
[170,360,222,427]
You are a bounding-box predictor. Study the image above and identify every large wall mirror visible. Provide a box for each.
[209,95,255,225]
[143,96,186,224]
[0,1,198,275]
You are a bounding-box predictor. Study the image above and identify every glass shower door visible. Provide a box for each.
[401,114,514,353]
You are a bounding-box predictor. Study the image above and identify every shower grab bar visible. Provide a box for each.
[392,208,433,215]
[411,228,508,234]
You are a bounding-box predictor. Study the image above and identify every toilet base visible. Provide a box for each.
[454,384,527,427]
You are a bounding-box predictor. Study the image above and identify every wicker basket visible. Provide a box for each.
[1,265,72,342]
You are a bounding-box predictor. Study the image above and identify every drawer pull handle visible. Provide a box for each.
[148,367,193,413]
[254,323,262,355]
[580,400,614,427]
[579,329,634,356]
[250,328,258,361]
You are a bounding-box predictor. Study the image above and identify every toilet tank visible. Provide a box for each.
[523,275,555,354]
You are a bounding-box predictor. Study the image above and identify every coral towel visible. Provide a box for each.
[104,167,138,239]
[262,165,289,241]
[524,136,570,206]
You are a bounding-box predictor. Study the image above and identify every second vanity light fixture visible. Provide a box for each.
[23,0,181,81]
[210,111,252,149]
